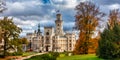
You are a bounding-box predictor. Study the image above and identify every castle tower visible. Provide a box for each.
[55,11,64,36]
[37,23,41,35]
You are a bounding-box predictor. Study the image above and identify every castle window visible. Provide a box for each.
[58,24,59,26]
[70,40,71,42]
[53,40,55,43]
[46,32,49,35]
[69,44,71,47]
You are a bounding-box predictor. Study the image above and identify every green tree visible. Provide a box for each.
[0,17,22,57]
[97,24,120,59]
[0,0,6,13]
[19,37,28,52]
[97,9,120,59]
[74,1,105,54]
[19,38,28,44]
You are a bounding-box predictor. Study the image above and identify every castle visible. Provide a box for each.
[26,13,76,52]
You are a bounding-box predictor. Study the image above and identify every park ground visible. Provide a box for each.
[57,54,103,60]
[23,53,104,60]
[0,52,46,60]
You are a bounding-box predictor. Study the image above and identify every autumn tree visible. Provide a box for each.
[108,9,120,29]
[0,17,22,57]
[74,1,105,54]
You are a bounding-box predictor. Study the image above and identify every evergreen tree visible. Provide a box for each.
[97,9,120,59]
[97,24,120,59]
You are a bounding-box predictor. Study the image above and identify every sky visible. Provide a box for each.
[0,0,120,37]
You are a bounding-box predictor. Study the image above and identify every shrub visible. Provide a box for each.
[25,54,56,60]
[50,52,60,58]
[0,55,4,58]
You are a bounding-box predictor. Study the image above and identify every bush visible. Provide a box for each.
[0,55,4,58]
[7,52,23,56]
[25,54,56,60]
[62,51,71,56]
[50,52,60,58]
[41,54,56,60]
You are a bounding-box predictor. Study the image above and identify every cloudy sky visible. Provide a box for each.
[0,0,120,37]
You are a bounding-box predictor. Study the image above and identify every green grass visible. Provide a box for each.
[22,52,37,57]
[57,54,103,60]
[59,54,66,57]
[25,54,56,60]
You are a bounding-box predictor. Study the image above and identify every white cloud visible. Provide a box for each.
[13,17,37,26]
[2,0,42,16]
[52,0,63,2]
[20,29,34,37]
[1,0,116,37]
[108,4,120,10]
[52,0,79,9]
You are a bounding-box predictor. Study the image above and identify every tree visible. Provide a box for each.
[19,38,28,44]
[74,1,105,54]
[0,0,6,13]
[97,24,120,59]
[0,0,6,40]
[0,27,2,40]
[10,37,28,53]
[20,37,28,52]
[108,9,120,29]
[0,17,22,57]
[97,9,120,59]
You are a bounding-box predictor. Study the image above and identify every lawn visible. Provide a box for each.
[57,54,103,60]
[22,52,37,57]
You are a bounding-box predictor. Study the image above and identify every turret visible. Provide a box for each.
[37,23,41,35]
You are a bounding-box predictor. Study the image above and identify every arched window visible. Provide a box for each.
[46,32,49,35]
[58,24,59,26]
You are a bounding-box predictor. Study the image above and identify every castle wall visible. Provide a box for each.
[26,13,76,52]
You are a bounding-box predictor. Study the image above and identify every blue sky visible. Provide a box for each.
[0,0,120,37]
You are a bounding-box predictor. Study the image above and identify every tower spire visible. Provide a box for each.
[56,10,62,20]
[38,23,40,29]
[37,23,41,35]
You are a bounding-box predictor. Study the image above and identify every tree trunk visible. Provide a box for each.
[3,37,7,57]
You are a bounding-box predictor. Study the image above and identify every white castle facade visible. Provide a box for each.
[26,13,76,52]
